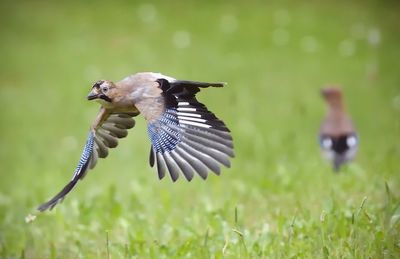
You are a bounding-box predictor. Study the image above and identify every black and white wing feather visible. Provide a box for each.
[37,112,137,211]
[147,79,234,181]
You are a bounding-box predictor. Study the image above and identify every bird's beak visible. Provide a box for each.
[87,89,99,100]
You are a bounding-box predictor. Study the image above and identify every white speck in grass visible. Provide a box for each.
[220,14,238,34]
[25,214,36,223]
[300,36,318,53]
[272,28,290,46]
[119,217,130,230]
[344,209,353,219]
[202,197,214,212]
[392,95,400,111]
[89,220,101,232]
[320,210,326,222]
[390,213,400,228]
[367,27,381,46]
[261,222,270,234]
[273,9,291,26]
[172,30,191,49]
[137,3,157,24]
[338,40,356,57]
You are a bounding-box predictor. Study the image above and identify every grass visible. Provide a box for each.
[0,0,399,257]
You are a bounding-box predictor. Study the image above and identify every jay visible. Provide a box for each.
[319,87,358,172]
[38,72,234,211]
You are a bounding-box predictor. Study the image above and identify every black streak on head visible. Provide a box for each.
[93,80,105,89]
[99,95,112,102]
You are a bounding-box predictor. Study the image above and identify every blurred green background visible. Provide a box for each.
[0,0,399,257]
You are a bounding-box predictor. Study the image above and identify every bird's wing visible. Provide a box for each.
[37,111,138,211]
[146,79,234,181]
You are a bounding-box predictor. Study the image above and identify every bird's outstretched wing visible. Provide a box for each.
[147,79,234,181]
[37,112,137,211]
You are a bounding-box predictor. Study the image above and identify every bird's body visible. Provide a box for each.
[38,72,234,211]
[319,87,358,171]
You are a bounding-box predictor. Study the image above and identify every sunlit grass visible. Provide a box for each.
[0,0,399,257]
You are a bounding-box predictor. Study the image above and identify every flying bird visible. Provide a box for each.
[319,87,358,172]
[38,72,234,211]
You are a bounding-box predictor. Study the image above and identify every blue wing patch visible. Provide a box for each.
[147,108,181,153]
[147,103,234,182]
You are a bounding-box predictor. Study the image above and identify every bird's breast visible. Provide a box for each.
[96,99,114,108]
[111,100,140,114]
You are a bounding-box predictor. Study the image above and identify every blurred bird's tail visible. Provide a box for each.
[333,155,345,172]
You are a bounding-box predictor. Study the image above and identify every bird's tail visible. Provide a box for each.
[158,79,226,98]
[333,155,345,172]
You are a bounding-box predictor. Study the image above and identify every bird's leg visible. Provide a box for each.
[90,107,110,132]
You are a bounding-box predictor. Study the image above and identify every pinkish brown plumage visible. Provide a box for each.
[319,87,358,171]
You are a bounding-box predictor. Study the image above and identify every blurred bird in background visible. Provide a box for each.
[319,87,358,172]
[38,72,234,211]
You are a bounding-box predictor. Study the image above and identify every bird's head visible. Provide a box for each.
[321,87,344,108]
[87,80,116,104]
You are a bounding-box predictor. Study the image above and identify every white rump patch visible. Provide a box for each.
[150,72,176,82]
[347,136,357,147]
[321,138,332,149]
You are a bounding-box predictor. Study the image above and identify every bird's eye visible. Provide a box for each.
[101,86,109,93]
